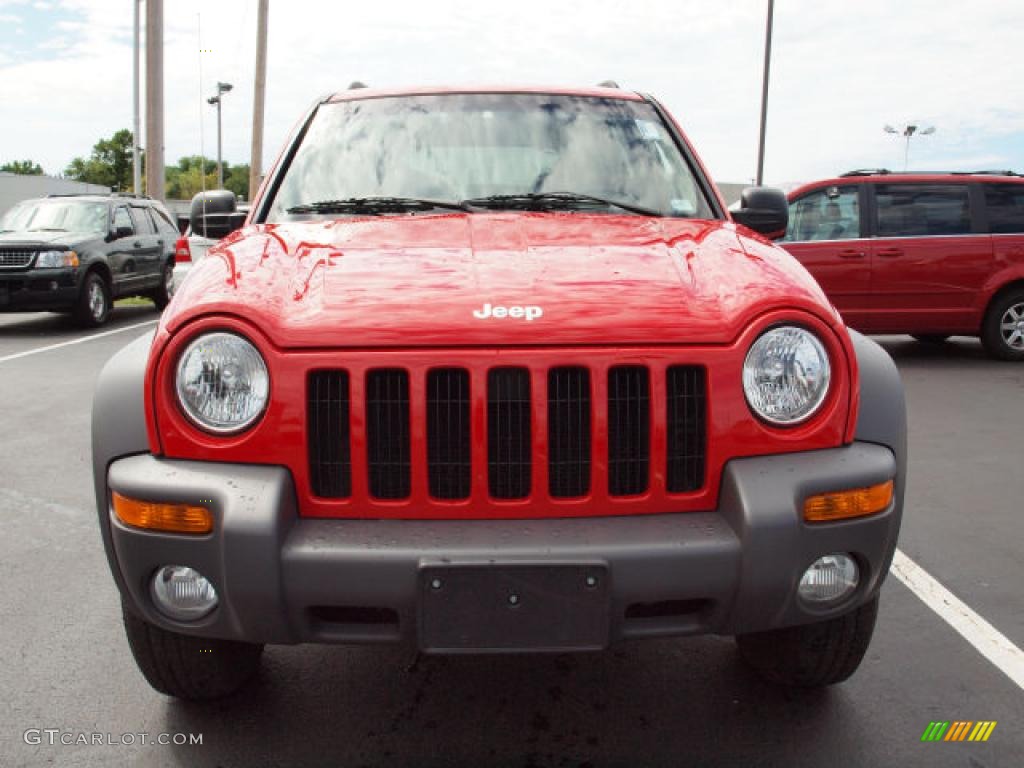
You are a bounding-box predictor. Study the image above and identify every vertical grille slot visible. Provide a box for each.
[666,366,707,492]
[427,368,471,500]
[308,371,352,498]
[548,367,591,498]
[366,369,411,500]
[607,366,650,496]
[487,367,531,499]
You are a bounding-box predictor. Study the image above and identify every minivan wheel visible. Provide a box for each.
[122,605,263,701]
[981,288,1024,361]
[73,272,111,327]
[150,261,175,310]
[912,334,950,344]
[735,596,879,687]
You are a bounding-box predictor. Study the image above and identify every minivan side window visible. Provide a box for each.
[782,185,860,242]
[129,206,155,235]
[875,184,970,237]
[984,183,1024,234]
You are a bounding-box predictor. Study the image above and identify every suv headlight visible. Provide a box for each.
[34,250,78,268]
[175,332,269,434]
[743,326,831,426]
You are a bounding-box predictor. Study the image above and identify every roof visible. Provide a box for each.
[325,84,644,104]
[787,170,1024,198]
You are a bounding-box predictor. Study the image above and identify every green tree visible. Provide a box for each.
[165,156,218,199]
[224,163,251,200]
[65,129,134,192]
[1,160,44,175]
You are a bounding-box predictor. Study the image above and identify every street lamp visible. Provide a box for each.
[207,81,233,188]
[884,123,935,171]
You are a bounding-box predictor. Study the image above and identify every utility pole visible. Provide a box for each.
[132,0,142,195]
[755,0,774,186]
[208,82,233,188]
[145,0,165,200]
[249,0,269,202]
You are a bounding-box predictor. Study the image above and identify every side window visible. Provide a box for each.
[150,205,179,235]
[782,185,860,242]
[129,207,155,235]
[875,184,970,237]
[112,206,133,235]
[984,183,1024,234]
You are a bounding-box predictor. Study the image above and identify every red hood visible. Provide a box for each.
[164,213,837,348]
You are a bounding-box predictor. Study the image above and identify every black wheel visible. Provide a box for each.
[736,596,878,687]
[122,605,263,701]
[981,287,1024,361]
[73,272,111,327]
[912,334,950,344]
[149,260,175,310]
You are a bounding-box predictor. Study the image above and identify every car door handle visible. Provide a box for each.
[877,248,903,258]
[133,241,142,248]
[838,249,866,259]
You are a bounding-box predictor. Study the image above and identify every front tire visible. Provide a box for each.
[736,596,879,687]
[149,261,175,310]
[122,605,263,700]
[981,288,1024,361]
[73,272,111,327]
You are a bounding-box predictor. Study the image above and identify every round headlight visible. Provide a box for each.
[743,326,831,426]
[175,332,269,434]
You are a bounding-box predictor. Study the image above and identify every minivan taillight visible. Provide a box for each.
[174,237,191,263]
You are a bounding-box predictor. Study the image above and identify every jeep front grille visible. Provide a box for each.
[306,361,706,509]
[426,368,471,500]
[487,367,532,500]
[0,250,36,268]
[365,369,411,500]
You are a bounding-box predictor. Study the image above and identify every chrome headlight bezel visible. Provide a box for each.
[742,325,832,427]
[174,331,270,435]
[34,249,78,268]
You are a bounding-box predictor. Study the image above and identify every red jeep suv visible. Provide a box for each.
[92,86,906,700]
[781,170,1024,360]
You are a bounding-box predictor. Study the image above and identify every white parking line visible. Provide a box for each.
[891,548,1024,689]
[0,319,157,364]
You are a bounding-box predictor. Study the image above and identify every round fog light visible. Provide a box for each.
[151,565,218,621]
[798,554,859,604]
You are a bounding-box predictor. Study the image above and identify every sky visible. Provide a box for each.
[1,0,1023,189]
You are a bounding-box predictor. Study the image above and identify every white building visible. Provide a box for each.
[0,172,110,216]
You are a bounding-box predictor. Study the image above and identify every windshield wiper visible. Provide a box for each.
[286,196,470,215]
[461,192,662,217]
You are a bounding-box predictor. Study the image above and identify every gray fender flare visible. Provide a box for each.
[92,331,155,599]
[849,329,908,569]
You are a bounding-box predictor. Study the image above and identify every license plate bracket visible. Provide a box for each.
[418,562,609,652]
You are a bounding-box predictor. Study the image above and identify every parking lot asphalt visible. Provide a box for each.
[0,313,1021,768]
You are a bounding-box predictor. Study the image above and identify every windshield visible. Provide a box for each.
[266,94,713,221]
[0,200,108,234]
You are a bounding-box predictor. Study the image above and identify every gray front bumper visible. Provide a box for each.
[104,441,900,650]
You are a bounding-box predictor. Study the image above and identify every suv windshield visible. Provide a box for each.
[267,93,713,221]
[0,200,108,234]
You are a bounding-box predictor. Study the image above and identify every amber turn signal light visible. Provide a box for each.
[803,479,894,523]
[112,492,213,534]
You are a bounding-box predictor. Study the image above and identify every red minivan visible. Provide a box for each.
[781,170,1024,360]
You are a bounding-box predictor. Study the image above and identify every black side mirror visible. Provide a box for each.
[114,225,134,240]
[190,190,246,239]
[731,186,788,238]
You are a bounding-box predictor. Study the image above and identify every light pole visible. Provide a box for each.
[207,81,233,188]
[884,123,935,171]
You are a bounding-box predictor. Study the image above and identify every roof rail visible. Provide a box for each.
[348,80,367,89]
[841,168,1020,178]
[596,80,620,88]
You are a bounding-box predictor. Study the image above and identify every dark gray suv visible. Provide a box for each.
[0,194,179,326]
